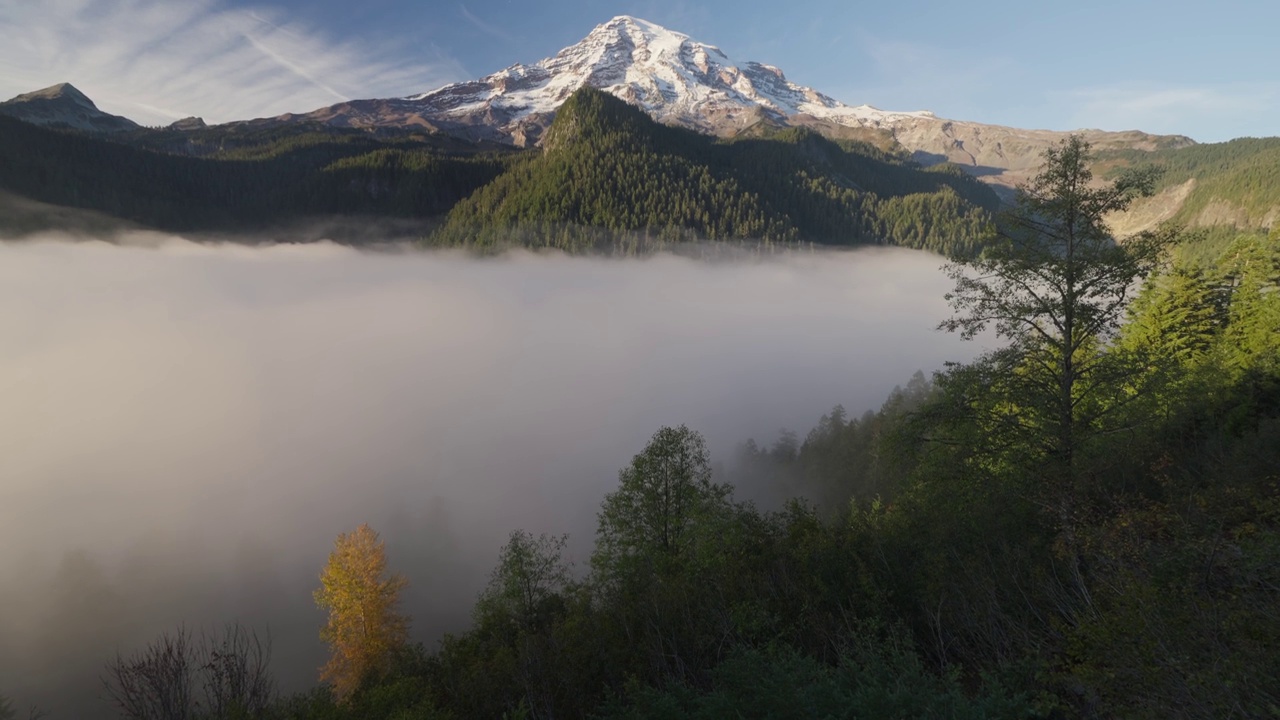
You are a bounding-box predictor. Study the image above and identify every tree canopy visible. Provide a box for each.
[314,524,410,702]
[940,135,1176,482]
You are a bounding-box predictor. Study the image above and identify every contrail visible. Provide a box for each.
[459,4,513,41]
[242,13,349,103]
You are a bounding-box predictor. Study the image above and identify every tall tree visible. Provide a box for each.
[592,425,731,584]
[313,524,409,702]
[591,425,737,683]
[940,136,1173,482]
[476,530,571,636]
[1219,233,1280,367]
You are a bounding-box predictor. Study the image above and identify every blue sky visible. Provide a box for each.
[1,0,1276,142]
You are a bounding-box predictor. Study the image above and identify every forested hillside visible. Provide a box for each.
[65,139,1280,720]
[1100,138,1280,260]
[0,115,517,234]
[0,90,1000,254]
[431,88,999,254]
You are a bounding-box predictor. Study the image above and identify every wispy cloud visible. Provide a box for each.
[0,0,468,125]
[1059,83,1280,141]
[458,4,512,41]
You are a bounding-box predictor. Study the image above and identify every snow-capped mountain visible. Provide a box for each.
[281,17,934,143]
[276,16,1191,190]
[410,16,937,135]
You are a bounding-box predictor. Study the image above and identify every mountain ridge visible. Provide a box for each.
[0,82,138,133]
[3,16,1275,244]
[267,15,1194,192]
[0,16,1197,193]
[0,86,1001,255]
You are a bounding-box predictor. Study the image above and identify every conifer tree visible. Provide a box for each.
[940,135,1174,486]
[936,134,1180,620]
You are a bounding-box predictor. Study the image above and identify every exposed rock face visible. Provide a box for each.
[1,20,1197,198]
[0,83,138,133]
[166,116,207,131]
[883,118,1194,196]
[276,16,1194,191]
[284,17,940,146]
[1106,179,1198,237]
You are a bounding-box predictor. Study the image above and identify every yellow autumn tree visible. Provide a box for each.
[313,523,409,701]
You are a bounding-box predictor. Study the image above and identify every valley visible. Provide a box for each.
[2,16,1272,251]
[1,9,1278,720]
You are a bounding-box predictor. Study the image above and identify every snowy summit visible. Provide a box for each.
[269,15,1190,189]
[408,16,934,138]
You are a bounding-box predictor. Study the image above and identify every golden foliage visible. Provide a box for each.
[313,523,409,702]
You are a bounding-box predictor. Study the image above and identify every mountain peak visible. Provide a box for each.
[289,16,1190,194]
[592,15,697,44]
[0,82,138,133]
[581,15,729,67]
[543,86,660,151]
[391,14,923,146]
[600,15,672,31]
[9,82,94,106]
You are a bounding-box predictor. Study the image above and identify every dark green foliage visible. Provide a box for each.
[1,89,999,251]
[715,186,1280,720]
[269,646,450,720]
[31,122,1275,717]
[593,425,732,580]
[0,115,514,235]
[941,136,1176,496]
[1098,136,1280,231]
[795,371,934,509]
[287,216,1272,718]
[431,88,999,254]
[599,642,1034,720]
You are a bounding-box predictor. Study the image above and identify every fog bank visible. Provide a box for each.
[0,236,983,715]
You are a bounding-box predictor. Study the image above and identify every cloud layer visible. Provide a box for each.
[0,0,465,125]
[0,237,984,715]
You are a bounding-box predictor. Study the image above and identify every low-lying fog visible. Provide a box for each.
[0,235,984,716]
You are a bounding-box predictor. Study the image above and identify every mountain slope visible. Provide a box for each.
[0,114,515,234]
[282,16,1193,192]
[0,89,999,255]
[406,16,937,139]
[0,83,138,133]
[430,88,999,254]
[1101,138,1280,232]
[278,17,926,145]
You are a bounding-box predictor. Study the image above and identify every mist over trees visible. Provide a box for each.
[3,136,1278,718]
[314,525,410,702]
[0,89,998,255]
[232,136,1270,719]
[102,624,274,720]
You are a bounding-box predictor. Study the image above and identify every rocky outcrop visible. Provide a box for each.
[0,83,138,133]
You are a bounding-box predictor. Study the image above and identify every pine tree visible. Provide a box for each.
[1124,264,1224,366]
[940,135,1175,483]
[313,523,409,702]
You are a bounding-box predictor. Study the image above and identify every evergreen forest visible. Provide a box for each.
[10,137,1275,720]
[0,89,999,255]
